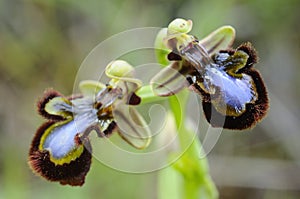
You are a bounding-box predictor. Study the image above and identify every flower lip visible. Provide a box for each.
[28,121,92,186]
[189,43,269,129]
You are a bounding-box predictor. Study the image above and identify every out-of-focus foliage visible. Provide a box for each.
[1,0,300,199]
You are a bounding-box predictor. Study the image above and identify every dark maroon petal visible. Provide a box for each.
[28,121,92,186]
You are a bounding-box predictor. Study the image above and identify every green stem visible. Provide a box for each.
[169,90,218,199]
[137,85,218,198]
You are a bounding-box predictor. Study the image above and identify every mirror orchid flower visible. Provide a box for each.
[28,60,151,186]
[151,18,269,129]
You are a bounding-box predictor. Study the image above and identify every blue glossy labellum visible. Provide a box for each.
[188,43,269,129]
[29,90,92,186]
[29,120,92,186]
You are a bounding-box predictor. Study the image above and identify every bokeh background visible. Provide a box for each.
[1,0,300,198]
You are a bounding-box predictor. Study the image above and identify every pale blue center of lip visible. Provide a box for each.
[204,67,256,111]
[42,90,119,159]
[43,116,96,159]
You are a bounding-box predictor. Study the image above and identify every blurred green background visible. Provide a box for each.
[1,0,300,198]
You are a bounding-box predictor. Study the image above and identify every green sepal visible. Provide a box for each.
[113,103,151,149]
[79,80,106,97]
[199,25,235,55]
